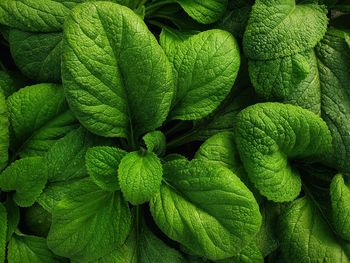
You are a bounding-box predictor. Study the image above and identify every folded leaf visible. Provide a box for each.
[9,30,62,83]
[118,151,163,205]
[177,0,227,24]
[142,131,166,156]
[0,157,48,207]
[243,0,328,60]
[0,92,8,171]
[7,84,78,157]
[150,159,261,260]
[86,146,127,192]
[235,102,332,202]
[0,203,6,263]
[8,233,61,263]
[280,197,350,262]
[47,178,131,262]
[331,174,350,240]
[62,2,174,140]
[161,28,240,120]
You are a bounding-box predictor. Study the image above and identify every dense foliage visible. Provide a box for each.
[0,0,350,262]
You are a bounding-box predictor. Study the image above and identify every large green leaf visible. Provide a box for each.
[96,218,184,262]
[150,159,261,260]
[7,84,78,157]
[235,102,332,202]
[176,0,227,24]
[62,2,174,140]
[9,30,62,83]
[47,178,131,262]
[8,233,61,263]
[330,174,350,241]
[0,92,8,171]
[118,150,163,205]
[160,28,240,120]
[85,146,126,192]
[243,0,328,60]
[280,197,350,262]
[0,157,48,207]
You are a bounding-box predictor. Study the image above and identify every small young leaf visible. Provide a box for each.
[8,233,61,263]
[47,179,131,262]
[86,146,127,191]
[118,151,163,205]
[150,159,261,260]
[235,102,332,202]
[0,203,6,263]
[142,131,166,156]
[330,174,350,240]
[0,157,48,207]
[7,83,78,157]
[177,0,228,24]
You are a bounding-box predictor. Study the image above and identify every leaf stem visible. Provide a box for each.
[145,0,176,15]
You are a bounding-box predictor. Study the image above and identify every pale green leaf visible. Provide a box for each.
[47,178,131,262]
[235,102,332,202]
[118,151,163,205]
[86,146,126,191]
[0,157,48,207]
[63,2,174,139]
[150,159,261,260]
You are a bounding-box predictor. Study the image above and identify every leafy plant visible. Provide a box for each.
[0,0,349,262]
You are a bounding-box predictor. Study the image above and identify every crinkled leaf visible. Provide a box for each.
[160,28,240,120]
[331,174,350,240]
[176,0,227,24]
[0,157,48,207]
[63,2,174,139]
[7,83,78,157]
[235,102,332,202]
[0,70,27,98]
[96,218,184,262]
[150,159,261,260]
[8,233,61,263]
[243,0,328,60]
[0,92,8,171]
[86,146,126,191]
[280,197,350,262]
[9,30,62,82]
[142,131,166,156]
[47,178,131,262]
[0,203,6,263]
[217,241,264,263]
[118,151,163,205]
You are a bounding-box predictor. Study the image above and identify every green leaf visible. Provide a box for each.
[0,70,27,98]
[0,92,8,171]
[47,178,131,262]
[331,174,350,240]
[9,30,62,83]
[118,151,163,205]
[7,83,78,157]
[316,30,350,173]
[235,102,332,202]
[63,2,174,140]
[85,146,127,191]
[8,233,61,263]
[248,49,322,114]
[142,131,166,156]
[280,196,350,262]
[150,159,261,260]
[176,0,228,24]
[96,217,184,262]
[0,203,6,263]
[3,197,19,241]
[23,203,51,238]
[217,241,264,263]
[161,28,240,120]
[243,0,328,60]
[0,157,48,207]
